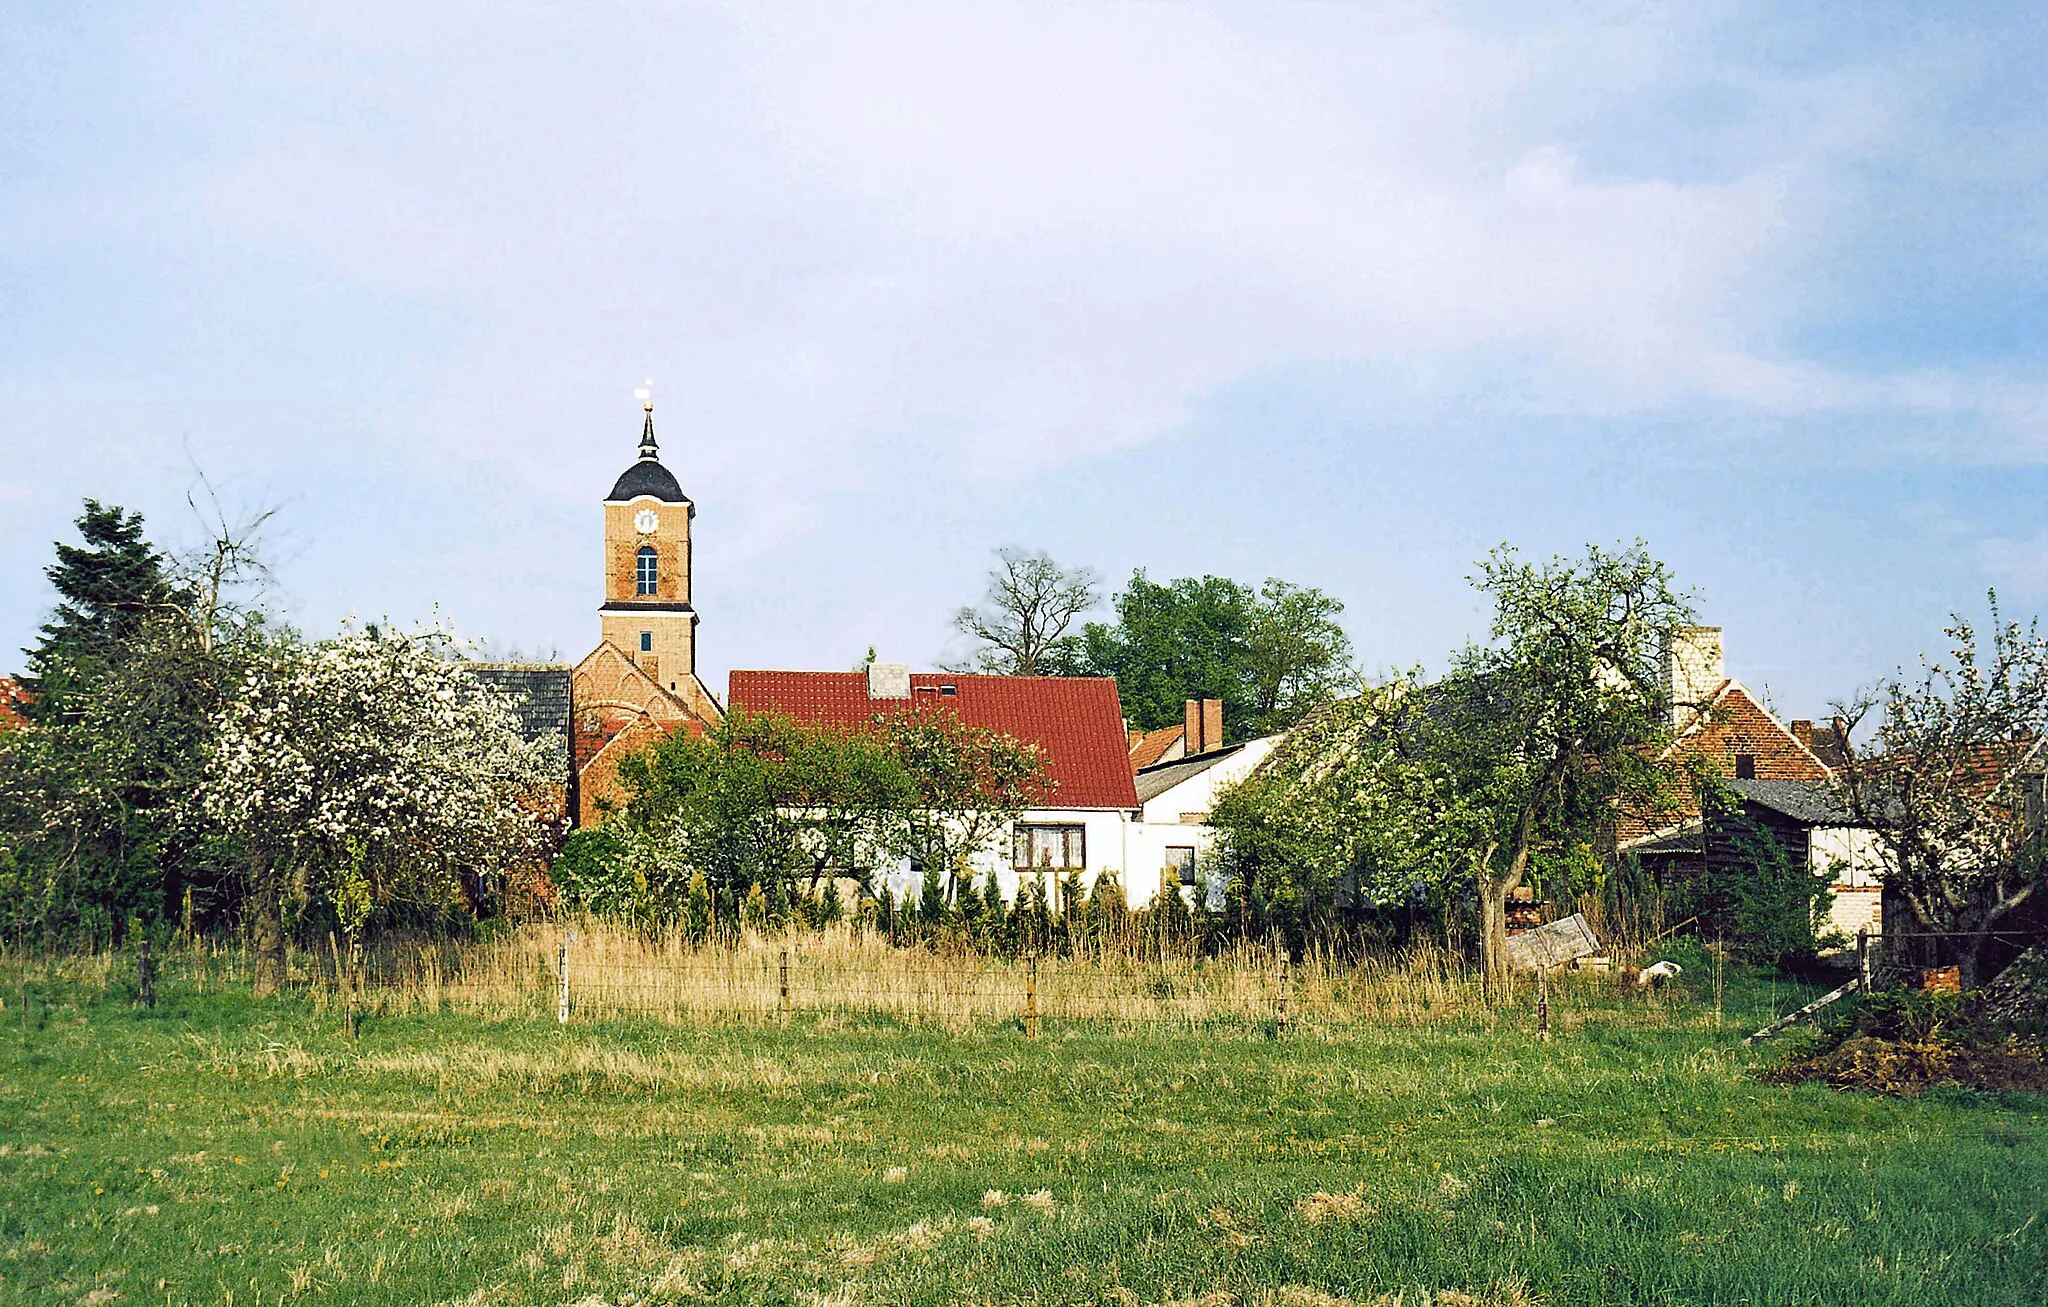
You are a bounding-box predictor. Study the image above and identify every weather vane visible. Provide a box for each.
[634,378,654,412]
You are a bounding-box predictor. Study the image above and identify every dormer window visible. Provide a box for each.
[636,546,658,595]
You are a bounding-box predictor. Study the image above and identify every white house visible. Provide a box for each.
[1122,736,1282,908]
[727,663,1144,911]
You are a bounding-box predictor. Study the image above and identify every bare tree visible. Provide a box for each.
[166,461,277,657]
[1832,594,2048,985]
[948,547,1099,676]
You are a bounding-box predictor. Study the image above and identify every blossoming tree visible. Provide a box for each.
[200,626,563,992]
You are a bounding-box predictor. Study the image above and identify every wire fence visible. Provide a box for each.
[18,918,1980,1036]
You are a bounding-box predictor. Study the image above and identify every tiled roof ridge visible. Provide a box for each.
[728,669,1139,809]
[1664,677,1837,778]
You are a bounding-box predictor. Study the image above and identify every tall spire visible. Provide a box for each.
[634,379,659,460]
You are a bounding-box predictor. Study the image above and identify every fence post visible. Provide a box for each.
[17,972,27,1038]
[1536,965,1550,1043]
[137,936,156,1010]
[1713,935,1725,1027]
[1857,928,1870,991]
[779,948,791,1019]
[1276,953,1290,1036]
[1025,952,1040,1039]
[556,940,570,1025]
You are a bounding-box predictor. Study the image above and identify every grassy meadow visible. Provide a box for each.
[0,940,2043,1307]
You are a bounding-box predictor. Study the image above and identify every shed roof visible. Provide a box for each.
[1135,744,1246,804]
[1725,778,1856,826]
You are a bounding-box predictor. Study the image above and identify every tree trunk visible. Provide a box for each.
[1479,881,1511,995]
[1479,823,1530,996]
[250,852,286,998]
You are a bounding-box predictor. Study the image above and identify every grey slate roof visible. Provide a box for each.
[468,663,573,771]
[1725,778,1855,826]
[606,457,689,504]
[1135,744,1245,804]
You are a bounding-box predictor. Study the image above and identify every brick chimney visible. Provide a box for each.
[1663,626,1723,732]
[1183,698,1224,755]
[867,661,910,699]
[1790,719,1814,750]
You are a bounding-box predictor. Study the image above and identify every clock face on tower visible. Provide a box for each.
[634,509,660,534]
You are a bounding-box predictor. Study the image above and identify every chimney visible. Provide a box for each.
[1790,719,1814,750]
[1184,698,1225,755]
[1663,626,1723,732]
[867,661,911,699]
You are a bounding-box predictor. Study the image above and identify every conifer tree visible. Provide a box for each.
[22,500,179,722]
[918,862,948,925]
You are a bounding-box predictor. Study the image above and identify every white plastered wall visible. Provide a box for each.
[877,807,1134,911]
[1810,825,1892,940]
[1123,736,1282,909]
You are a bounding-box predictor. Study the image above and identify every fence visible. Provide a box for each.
[301,925,1494,1032]
[1,921,1720,1036]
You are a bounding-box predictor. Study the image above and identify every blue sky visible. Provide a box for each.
[4,1,2046,721]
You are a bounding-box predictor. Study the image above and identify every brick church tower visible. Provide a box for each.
[599,387,699,694]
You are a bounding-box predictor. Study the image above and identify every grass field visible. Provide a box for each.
[1,947,2043,1306]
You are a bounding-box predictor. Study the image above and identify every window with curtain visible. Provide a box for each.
[636,546,658,595]
[1012,824,1085,870]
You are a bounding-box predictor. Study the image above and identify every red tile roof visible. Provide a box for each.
[1128,724,1184,770]
[0,677,28,730]
[728,671,1141,810]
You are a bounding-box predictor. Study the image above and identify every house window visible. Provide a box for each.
[636,546,658,595]
[1013,824,1086,871]
[1166,846,1197,887]
[640,631,653,653]
[1734,753,1756,780]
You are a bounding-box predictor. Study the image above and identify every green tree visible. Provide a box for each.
[918,863,948,925]
[682,870,713,942]
[1207,678,1448,954]
[0,498,270,945]
[1083,572,1255,732]
[608,708,1048,925]
[1428,543,1692,989]
[881,713,1052,902]
[21,501,182,723]
[1082,571,1353,740]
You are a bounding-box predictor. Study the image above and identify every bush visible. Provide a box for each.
[550,828,632,915]
[1766,985,2048,1096]
[1680,795,1836,971]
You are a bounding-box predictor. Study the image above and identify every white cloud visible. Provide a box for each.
[78,0,2031,517]
[8,0,2048,676]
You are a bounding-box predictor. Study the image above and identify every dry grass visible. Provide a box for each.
[310,920,1565,1029]
[9,918,1692,1035]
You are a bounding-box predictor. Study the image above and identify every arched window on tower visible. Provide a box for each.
[636,546,658,596]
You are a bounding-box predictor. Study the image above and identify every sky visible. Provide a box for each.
[5,1,2047,722]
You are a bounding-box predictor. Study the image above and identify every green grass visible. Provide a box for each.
[0,962,2043,1306]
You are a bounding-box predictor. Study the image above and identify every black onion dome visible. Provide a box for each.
[606,408,691,503]
[607,458,688,503]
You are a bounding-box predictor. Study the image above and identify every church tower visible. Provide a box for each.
[599,387,698,694]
